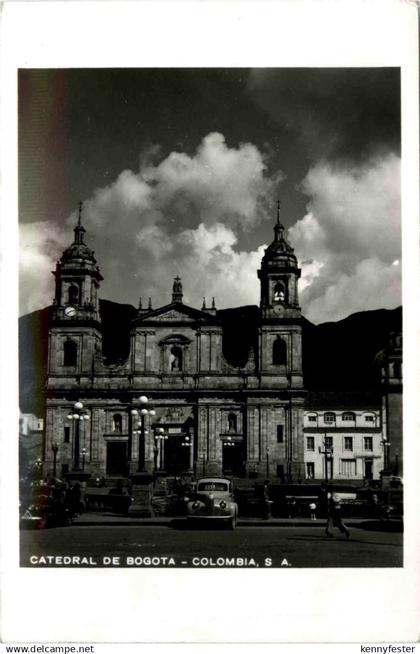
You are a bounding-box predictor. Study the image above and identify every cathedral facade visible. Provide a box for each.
[44,205,306,480]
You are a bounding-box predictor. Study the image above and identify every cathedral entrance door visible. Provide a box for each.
[106,442,128,476]
[222,440,245,477]
[164,434,190,474]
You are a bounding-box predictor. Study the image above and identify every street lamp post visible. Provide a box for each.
[181,435,193,472]
[131,395,150,472]
[67,401,90,471]
[154,427,167,471]
[266,448,270,478]
[380,439,390,477]
[51,442,59,478]
[81,448,87,472]
[319,435,333,485]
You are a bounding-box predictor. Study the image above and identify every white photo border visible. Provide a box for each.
[1,0,419,644]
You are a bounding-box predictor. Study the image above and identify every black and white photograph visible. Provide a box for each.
[18,66,403,569]
[1,0,419,646]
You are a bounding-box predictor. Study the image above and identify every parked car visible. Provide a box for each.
[186,477,238,529]
[20,484,73,529]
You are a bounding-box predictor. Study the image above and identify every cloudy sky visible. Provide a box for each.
[19,68,401,323]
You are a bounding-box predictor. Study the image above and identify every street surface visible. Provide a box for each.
[20,523,403,568]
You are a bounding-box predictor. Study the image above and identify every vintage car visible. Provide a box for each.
[186,477,238,528]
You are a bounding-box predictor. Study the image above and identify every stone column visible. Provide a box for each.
[246,405,259,476]
[197,405,208,476]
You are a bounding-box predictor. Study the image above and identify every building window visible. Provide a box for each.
[308,415,317,422]
[342,412,355,421]
[68,284,79,304]
[306,462,315,479]
[113,413,123,432]
[273,282,286,303]
[344,437,353,451]
[364,437,373,451]
[340,459,356,477]
[63,339,77,367]
[272,337,287,365]
[169,346,183,371]
[64,426,70,443]
[276,464,285,479]
[306,436,315,451]
[364,414,375,423]
[325,436,333,449]
[324,412,335,424]
[277,425,284,443]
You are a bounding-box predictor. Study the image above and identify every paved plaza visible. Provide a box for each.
[20,521,403,568]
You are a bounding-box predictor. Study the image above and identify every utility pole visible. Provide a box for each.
[319,434,333,485]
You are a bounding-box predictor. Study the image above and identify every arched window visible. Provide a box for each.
[342,412,355,422]
[364,413,375,423]
[272,337,287,365]
[113,414,123,432]
[273,282,286,303]
[68,284,79,305]
[324,412,335,424]
[63,339,77,366]
[228,413,237,433]
[169,346,183,372]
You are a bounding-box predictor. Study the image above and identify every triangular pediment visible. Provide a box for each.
[132,302,218,325]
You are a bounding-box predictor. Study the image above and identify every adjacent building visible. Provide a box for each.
[303,394,383,483]
[376,332,403,476]
[19,413,44,472]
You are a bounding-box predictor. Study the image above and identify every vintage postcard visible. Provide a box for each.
[1,0,419,645]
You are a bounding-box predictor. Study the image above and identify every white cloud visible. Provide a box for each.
[19,138,401,325]
[19,222,66,314]
[19,133,275,314]
[303,258,401,324]
[61,132,275,310]
[140,132,276,228]
[290,154,401,322]
[133,222,266,308]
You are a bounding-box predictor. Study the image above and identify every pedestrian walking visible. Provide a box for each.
[288,498,297,519]
[325,493,350,538]
[309,501,317,520]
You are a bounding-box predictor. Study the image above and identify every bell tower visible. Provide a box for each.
[48,203,103,376]
[247,201,305,481]
[257,201,303,387]
[258,201,301,317]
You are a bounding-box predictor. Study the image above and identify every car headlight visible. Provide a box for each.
[192,501,200,509]
[219,501,226,509]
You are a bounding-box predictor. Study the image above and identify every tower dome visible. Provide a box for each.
[260,201,298,272]
[258,201,301,313]
[60,202,97,267]
[52,202,103,322]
